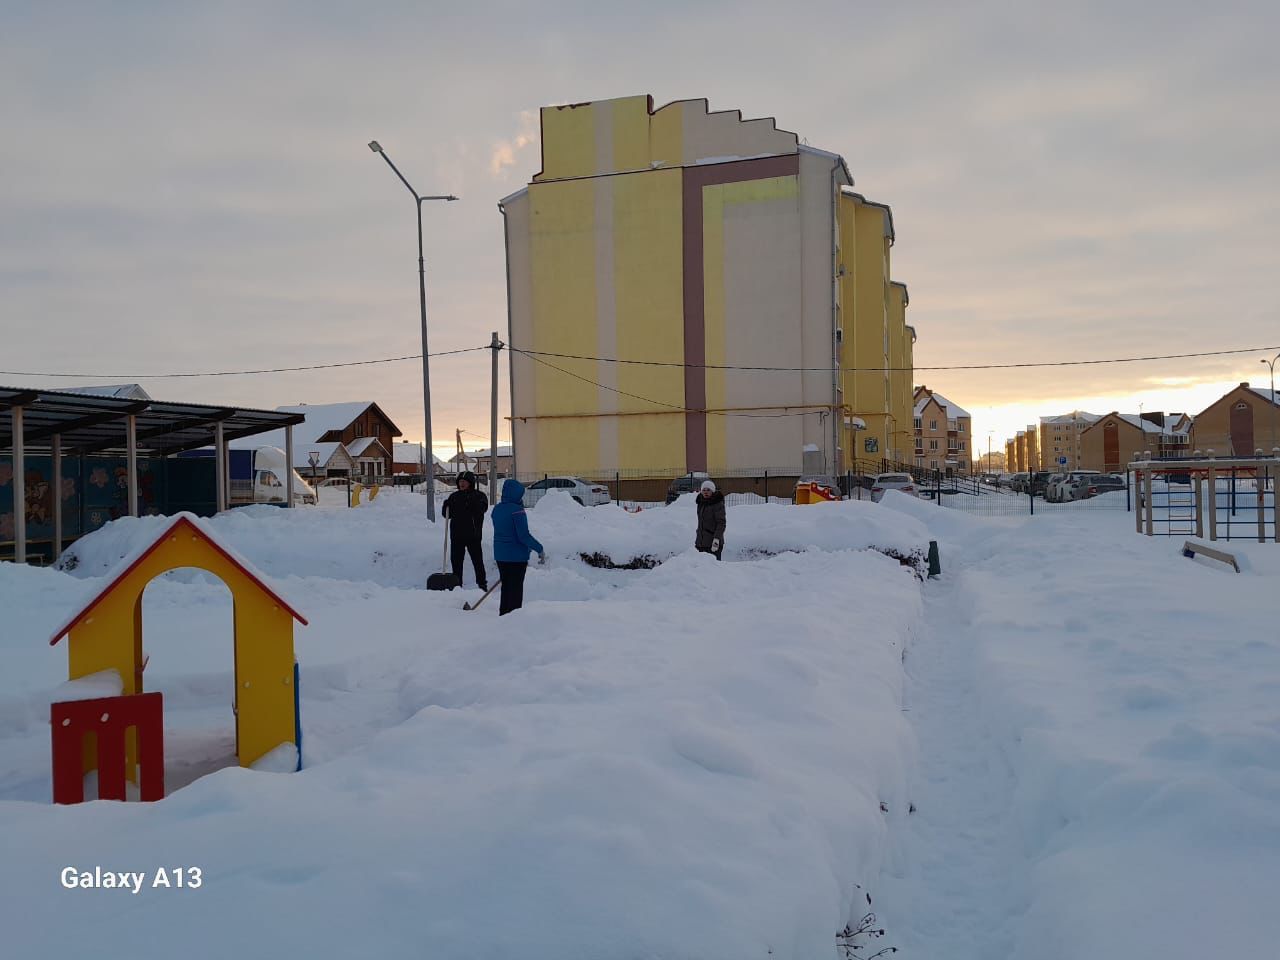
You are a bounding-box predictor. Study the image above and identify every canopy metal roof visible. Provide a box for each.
[0,385,305,455]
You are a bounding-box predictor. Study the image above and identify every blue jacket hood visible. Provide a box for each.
[501,478,526,503]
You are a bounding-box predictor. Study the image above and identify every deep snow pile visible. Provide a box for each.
[54,488,933,585]
[0,492,927,958]
[8,490,1275,957]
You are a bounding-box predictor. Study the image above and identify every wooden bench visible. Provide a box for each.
[1182,540,1240,572]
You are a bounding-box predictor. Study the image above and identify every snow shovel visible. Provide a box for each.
[463,581,500,611]
[426,523,461,591]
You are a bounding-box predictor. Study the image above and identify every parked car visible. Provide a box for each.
[1047,470,1099,503]
[523,476,612,507]
[1043,473,1070,502]
[870,473,917,502]
[1008,472,1030,492]
[1027,471,1053,497]
[1064,473,1126,501]
[665,472,711,505]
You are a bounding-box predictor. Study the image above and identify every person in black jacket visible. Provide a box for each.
[695,480,726,561]
[442,471,489,589]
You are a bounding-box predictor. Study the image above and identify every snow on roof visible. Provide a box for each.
[226,434,349,469]
[1040,411,1100,425]
[1086,413,1183,436]
[393,443,453,468]
[58,383,152,400]
[345,437,388,458]
[393,441,425,465]
[275,402,381,442]
[1249,386,1280,407]
[914,391,969,419]
[48,513,307,645]
[449,447,513,464]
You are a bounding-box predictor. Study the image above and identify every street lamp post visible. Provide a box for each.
[1262,352,1279,455]
[368,140,457,522]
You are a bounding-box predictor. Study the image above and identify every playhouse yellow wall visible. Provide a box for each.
[65,528,297,770]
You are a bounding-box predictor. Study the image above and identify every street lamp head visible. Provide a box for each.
[368,140,383,153]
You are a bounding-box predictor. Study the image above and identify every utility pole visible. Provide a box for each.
[489,331,504,497]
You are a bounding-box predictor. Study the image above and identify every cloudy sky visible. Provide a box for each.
[3,0,1277,457]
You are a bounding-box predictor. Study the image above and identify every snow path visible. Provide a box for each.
[881,553,1027,958]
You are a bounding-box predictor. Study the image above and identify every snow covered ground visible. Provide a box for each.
[1,488,1277,958]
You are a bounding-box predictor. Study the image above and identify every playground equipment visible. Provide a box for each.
[48,513,307,803]
[1181,540,1241,573]
[793,478,841,505]
[1130,452,1278,543]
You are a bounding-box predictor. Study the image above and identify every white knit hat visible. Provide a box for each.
[700,480,716,493]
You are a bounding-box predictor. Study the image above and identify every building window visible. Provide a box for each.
[929,439,939,451]
[930,459,939,469]
[930,420,938,431]
[958,420,965,432]
[913,418,922,430]
[959,441,966,451]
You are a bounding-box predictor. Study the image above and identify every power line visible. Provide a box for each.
[514,349,823,419]
[11,339,1276,382]
[511,344,1280,372]
[0,346,488,381]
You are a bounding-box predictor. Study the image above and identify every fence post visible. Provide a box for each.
[1125,469,1131,513]
[1029,480,1034,516]
[764,470,769,503]
[616,471,621,508]
[1152,468,1162,537]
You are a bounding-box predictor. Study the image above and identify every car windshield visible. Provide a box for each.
[879,475,912,483]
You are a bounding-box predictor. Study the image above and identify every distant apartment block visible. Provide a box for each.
[1038,411,1099,470]
[913,386,971,472]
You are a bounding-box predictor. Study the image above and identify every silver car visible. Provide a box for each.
[522,476,612,507]
[871,473,917,502]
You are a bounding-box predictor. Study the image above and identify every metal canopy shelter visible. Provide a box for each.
[2,385,306,564]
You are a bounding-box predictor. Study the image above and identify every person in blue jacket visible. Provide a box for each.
[490,478,546,616]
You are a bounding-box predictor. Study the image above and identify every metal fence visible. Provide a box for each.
[512,467,805,509]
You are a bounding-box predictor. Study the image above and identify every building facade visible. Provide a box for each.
[270,402,402,479]
[500,94,911,478]
[1190,383,1280,457]
[1038,411,1099,471]
[1079,413,1165,472]
[912,386,971,473]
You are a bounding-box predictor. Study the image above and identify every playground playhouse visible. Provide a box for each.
[47,513,306,803]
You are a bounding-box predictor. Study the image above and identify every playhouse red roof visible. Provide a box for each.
[48,514,308,645]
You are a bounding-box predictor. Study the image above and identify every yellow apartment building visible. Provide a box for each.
[499,94,910,477]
